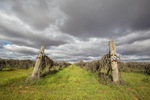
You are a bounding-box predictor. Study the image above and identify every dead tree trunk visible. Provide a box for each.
[31,46,45,79]
[108,40,119,83]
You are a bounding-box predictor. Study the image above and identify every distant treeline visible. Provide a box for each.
[75,60,150,75]
[0,58,34,70]
[122,62,150,74]
[1,58,149,74]
[0,58,71,71]
[53,61,71,69]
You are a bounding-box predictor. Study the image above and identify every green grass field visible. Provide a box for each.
[0,65,150,100]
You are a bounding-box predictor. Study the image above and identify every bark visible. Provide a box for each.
[108,40,119,83]
[31,46,45,79]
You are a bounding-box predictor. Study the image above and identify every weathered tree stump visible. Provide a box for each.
[108,40,119,83]
[31,46,45,79]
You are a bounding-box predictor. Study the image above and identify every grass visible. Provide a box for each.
[0,65,150,100]
[0,69,32,86]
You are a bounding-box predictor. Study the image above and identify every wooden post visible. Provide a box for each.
[108,40,119,83]
[31,46,45,79]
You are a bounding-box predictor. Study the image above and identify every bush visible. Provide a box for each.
[75,60,101,73]
[0,58,34,70]
[53,61,71,70]
[121,62,150,74]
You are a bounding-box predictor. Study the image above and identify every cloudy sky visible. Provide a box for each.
[0,0,150,63]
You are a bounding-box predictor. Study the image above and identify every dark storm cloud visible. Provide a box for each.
[0,9,74,48]
[0,0,150,62]
[0,25,67,48]
[60,0,150,38]
[0,0,66,30]
[12,0,53,30]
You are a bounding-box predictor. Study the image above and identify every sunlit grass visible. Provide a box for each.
[0,65,149,100]
[0,69,32,85]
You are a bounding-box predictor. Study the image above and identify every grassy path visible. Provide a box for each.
[0,65,150,100]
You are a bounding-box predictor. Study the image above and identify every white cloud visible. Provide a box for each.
[4,44,38,53]
[44,38,109,62]
[117,31,150,45]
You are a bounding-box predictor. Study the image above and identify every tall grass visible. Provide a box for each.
[0,65,149,100]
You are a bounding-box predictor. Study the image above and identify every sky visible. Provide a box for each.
[0,0,150,63]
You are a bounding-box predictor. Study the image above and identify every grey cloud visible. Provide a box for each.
[0,0,65,30]
[0,10,73,48]
[4,44,38,55]
[0,29,66,48]
[60,0,150,38]
[11,0,65,30]
[121,55,150,62]
[0,47,36,60]
[47,38,109,62]
[0,0,150,62]
[12,0,51,30]
[117,39,150,56]
[117,31,150,45]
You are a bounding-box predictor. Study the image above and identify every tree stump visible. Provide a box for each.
[31,46,45,79]
[108,40,119,83]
